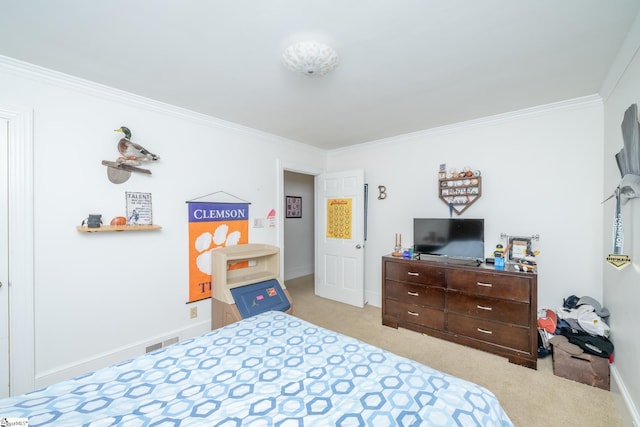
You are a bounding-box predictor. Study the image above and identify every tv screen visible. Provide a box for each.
[413,218,484,261]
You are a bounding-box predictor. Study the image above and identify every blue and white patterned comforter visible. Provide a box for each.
[0,311,513,426]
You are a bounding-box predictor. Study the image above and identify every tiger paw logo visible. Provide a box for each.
[193,224,242,275]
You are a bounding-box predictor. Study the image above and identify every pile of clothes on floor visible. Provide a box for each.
[537,295,614,361]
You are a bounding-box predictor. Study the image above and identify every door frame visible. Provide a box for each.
[0,105,35,395]
[277,160,322,281]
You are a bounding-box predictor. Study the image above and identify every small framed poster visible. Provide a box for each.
[125,192,153,225]
[286,196,302,218]
[508,236,531,261]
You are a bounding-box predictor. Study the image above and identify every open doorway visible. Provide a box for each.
[283,170,315,281]
[280,166,366,308]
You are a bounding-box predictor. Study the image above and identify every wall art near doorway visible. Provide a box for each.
[286,196,302,218]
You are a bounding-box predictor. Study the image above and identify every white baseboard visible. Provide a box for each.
[284,264,313,281]
[611,363,640,426]
[365,289,381,308]
[35,320,211,389]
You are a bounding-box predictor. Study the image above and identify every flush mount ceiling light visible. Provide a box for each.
[282,41,339,77]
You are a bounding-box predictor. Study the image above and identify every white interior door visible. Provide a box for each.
[0,106,34,396]
[0,118,9,397]
[315,170,365,307]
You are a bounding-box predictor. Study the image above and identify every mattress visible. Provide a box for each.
[0,311,513,426]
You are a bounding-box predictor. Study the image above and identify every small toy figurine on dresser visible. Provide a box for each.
[515,249,539,272]
[494,244,505,270]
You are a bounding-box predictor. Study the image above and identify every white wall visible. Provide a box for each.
[601,13,640,425]
[283,171,314,280]
[326,98,604,311]
[0,57,326,387]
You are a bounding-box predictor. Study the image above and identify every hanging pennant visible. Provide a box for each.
[186,192,250,302]
[606,188,630,270]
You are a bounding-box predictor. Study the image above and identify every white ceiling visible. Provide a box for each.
[1,1,639,150]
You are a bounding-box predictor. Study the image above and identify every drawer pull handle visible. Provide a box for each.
[477,282,493,288]
[477,305,493,311]
[407,291,419,297]
[477,328,493,335]
[407,272,419,276]
[407,311,419,316]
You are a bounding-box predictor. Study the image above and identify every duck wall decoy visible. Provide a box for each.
[102,126,160,184]
[115,126,160,163]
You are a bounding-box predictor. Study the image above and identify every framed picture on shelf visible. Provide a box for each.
[508,236,531,261]
[286,196,302,218]
[125,192,153,225]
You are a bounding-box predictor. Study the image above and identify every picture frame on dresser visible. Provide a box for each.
[507,236,531,261]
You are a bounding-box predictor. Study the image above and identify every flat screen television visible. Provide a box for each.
[413,218,484,263]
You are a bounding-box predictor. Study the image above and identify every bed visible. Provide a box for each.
[0,311,513,426]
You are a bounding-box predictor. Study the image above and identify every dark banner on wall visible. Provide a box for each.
[187,202,249,302]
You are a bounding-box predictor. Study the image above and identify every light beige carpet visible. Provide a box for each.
[285,275,622,427]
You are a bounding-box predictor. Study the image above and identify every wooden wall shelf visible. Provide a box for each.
[77,225,162,233]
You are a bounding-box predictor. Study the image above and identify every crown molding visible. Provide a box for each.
[0,55,322,154]
[0,54,604,157]
[329,94,603,155]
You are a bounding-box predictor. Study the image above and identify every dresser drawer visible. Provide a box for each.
[382,255,537,369]
[447,292,530,326]
[447,270,530,302]
[386,300,445,330]
[386,280,445,309]
[384,260,446,287]
[447,313,530,352]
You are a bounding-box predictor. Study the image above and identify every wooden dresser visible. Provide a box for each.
[382,255,538,369]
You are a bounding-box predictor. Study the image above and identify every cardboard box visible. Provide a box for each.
[552,345,610,390]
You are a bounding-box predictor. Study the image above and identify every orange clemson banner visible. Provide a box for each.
[187,202,249,303]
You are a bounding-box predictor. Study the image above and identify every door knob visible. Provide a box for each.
[356,244,362,249]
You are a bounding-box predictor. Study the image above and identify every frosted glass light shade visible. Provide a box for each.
[282,42,338,77]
